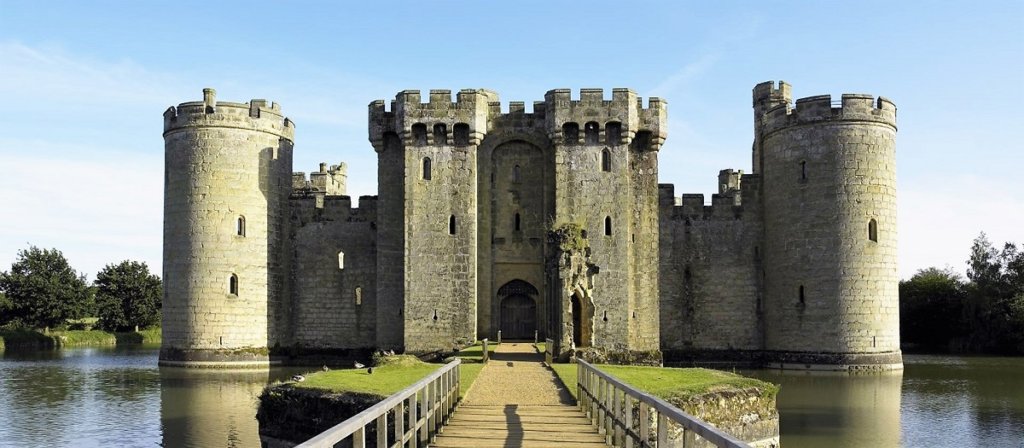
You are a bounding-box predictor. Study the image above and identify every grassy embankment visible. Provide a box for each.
[0,327,161,350]
[292,341,495,399]
[549,363,778,402]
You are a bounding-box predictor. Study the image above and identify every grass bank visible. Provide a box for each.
[293,354,483,399]
[455,340,498,363]
[549,363,778,402]
[0,327,161,350]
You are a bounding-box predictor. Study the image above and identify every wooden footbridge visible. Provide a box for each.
[298,342,749,448]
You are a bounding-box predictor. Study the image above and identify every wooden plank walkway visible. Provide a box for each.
[431,343,606,448]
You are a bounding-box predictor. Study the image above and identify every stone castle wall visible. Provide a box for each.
[759,85,900,364]
[160,82,901,370]
[161,89,293,365]
[289,195,378,349]
[658,179,764,354]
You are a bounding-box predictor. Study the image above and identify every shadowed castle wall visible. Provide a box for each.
[289,195,378,349]
[658,176,763,355]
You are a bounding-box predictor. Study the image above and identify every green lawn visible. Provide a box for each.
[550,363,777,401]
[294,355,484,400]
[455,341,498,363]
[458,363,484,398]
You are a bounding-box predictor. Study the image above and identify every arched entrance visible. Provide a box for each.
[497,279,539,340]
[500,294,536,339]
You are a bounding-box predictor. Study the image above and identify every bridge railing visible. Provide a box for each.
[577,360,750,448]
[297,358,461,448]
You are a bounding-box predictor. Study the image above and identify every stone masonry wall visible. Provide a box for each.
[162,90,293,356]
[628,140,661,351]
[760,93,899,356]
[658,182,763,352]
[289,196,377,349]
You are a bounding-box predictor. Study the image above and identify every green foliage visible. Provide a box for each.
[0,246,90,328]
[900,267,967,348]
[902,233,1024,354]
[94,260,162,332]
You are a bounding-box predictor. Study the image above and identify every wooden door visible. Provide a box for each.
[500,294,536,339]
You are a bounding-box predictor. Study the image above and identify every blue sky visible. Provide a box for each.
[0,1,1021,280]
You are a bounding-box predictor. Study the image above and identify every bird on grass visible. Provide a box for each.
[354,361,366,369]
[291,374,305,382]
[367,367,374,374]
[322,365,330,372]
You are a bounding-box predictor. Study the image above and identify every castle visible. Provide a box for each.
[159,82,902,371]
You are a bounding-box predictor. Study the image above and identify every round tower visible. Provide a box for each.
[756,83,901,370]
[160,88,294,367]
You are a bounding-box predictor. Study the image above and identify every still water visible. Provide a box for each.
[0,348,1021,447]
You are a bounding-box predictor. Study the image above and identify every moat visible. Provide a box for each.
[0,347,1020,447]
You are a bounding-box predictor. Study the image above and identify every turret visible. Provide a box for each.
[368,89,496,352]
[757,82,901,370]
[160,88,294,367]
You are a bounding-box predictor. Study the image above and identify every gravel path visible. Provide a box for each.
[462,342,574,406]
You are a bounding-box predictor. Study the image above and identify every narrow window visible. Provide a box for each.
[800,161,807,180]
[411,123,427,145]
[799,285,805,305]
[606,121,622,145]
[422,157,432,180]
[338,251,345,270]
[513,165,521,183]
[236,216,245,236]
[355,286,362,306]
[229,274,238,296]
[433,123,447,146]
[562,122,580,144]
[449,215,457,235]
[453,123,470,146]
[601,148,611,172]
[868,219,878,242]
[684,267,692,281]
[584,121,600,145]
[604,216,612,236]
[514,213,521,231]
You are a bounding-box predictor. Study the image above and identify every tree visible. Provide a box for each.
[967,232,1002,294]
[94,260,162,331]
[962,234,1024,353]
[899,267,966,348]
[0,246,90,328]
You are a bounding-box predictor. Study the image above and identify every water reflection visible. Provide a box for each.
[901,355,1024,447]
[1,348,1020,447]
[744,369,903,448]
[159,368,270,448]
[0,346,162,448]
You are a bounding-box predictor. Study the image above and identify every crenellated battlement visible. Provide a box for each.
[659,172,762,221]
[290,194,379,224]
[368,89,497,150]
[163,88,295,140]
[292,162,347,196]
[543,88,667,149]
[760,90,897,137]
[369,88,668,151]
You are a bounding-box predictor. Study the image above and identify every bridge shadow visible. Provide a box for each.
[489,351,542,363]
[503,404,523,448]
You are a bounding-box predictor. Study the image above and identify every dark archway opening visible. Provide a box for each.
[571,294,582,347]
[500,295,536,340]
